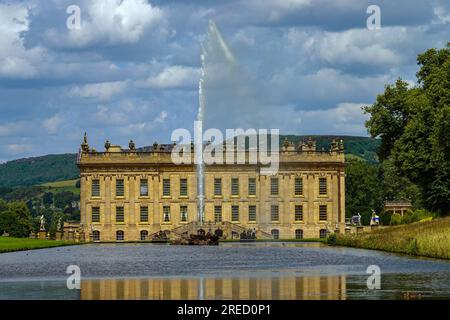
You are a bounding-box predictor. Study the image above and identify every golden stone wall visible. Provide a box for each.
[78,145,345,241]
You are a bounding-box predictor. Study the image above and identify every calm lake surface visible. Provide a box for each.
[0,242,449,299]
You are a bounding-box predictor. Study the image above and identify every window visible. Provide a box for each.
[248,178,256,196]
[295,178,303,196]
[116,179,124,197]
[91,179,100,197]
[295,229,303,240]
[163,206,171,222]
[319,205,327,221]
[140,230,148,241]
[271,229,279,240]
[214,206,222,223]
[270,177,279,196]
[91,207,100,223]
[116,206,124,223]
[271,205,279,221]
[319,177,327,195]
[231,178,239,196]
[214,178,222,196]
[163,179,171,197]
[140,179,148,196]
[319,229,328,239]
[295,205,303,221]
[92,230,100,241]
[116,230,124,241]
[140,206,148,223]
[232,205,239,222]
[180,205,188,222]
[180,178,188,197]
[248,205,256,222]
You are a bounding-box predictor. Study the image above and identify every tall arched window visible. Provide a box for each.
[271,229,279,240]
[116,230,124,241]
[295,229,303,240]
[319,229,328,239]
[140,230,148,241]
[92,230,100,242]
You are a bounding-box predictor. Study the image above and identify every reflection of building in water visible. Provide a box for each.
[76,135,345,241]
[80,276,346,300]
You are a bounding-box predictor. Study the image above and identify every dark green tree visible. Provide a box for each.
[345,159,383,225]
[42,192,53,207]
[364,43,450,215]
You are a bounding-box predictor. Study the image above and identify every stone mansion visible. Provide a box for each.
[76,135,346,242]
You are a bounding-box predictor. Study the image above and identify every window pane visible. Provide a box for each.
[163,206,171,222]
[248,205,256,222]
[295,229,303,240]
[319,205,327,221]
[248,178,256,196]
[116,231,124,241]
[214,206,222,222]
[231,178,239,196]
[116,179,124,197]
[116,207,124,223]
[271,177,279,196]
[271,229,279,239]
[180,205,188,222]
[271,205,279,221]
[140,206,148,222]
[295,205,303,221]
[319,178,327,195]
[91,207,100,222]
[163,179,171,197]
[214,178,222,196]
[232,205,239,222]
[180,179,188,197]
[91,180,100,197]
[140,179,148,196]
[295,178,303,196]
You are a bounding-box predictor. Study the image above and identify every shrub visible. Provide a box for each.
[327,233,337,245]
[390,213,402,225]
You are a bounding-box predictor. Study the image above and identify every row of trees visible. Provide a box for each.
[363,43,449,216]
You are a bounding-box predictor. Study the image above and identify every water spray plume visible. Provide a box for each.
[208,20,236,66]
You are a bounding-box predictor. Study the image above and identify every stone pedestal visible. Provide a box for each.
[56,231,63,240]
[356,226,364,234]
[345,228,351,235]
[38,230,47,240]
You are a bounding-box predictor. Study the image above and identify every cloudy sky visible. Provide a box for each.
[0,0,448,162]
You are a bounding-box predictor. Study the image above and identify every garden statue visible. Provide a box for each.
[370,210,380,226]
[351,213,362,226]
[39,215,46,231]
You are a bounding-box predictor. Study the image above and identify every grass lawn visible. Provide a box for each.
[40,179,80,196]
[0,237,77,253]
[332,216,450,260]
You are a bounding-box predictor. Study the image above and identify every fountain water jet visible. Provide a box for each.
[196,20,236,227]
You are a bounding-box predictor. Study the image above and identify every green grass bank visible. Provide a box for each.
[0,237,77,253]
[331,217,450,259]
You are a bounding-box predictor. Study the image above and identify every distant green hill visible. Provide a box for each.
[0,136,380,188]
[0,154,79,188]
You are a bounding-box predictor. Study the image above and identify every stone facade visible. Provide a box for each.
[77,136,345,241]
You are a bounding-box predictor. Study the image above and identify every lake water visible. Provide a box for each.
[0,242,449,299]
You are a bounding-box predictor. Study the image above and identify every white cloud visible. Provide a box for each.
[0,121,28,137]
[44,0,167,48]
[137,65,200,89]
[67,81,128,101]
[6,143,32,155]
[0,3,45,78]
[42,115,63,134]
[287,27,406,67]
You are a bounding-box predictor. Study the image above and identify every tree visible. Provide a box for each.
[364,43,450,215]
[54,191,74,209]
[0,202,31,237]
[345,159,383,225]
[42,192,53,207]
